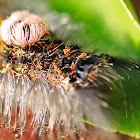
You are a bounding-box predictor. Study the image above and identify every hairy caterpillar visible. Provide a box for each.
[0,11,140,139]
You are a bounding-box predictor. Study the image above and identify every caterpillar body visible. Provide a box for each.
[0,11,140,139]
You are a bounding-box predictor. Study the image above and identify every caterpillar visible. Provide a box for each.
[0,11,140,139]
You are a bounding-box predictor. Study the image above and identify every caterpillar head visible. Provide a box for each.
[0,11,48,48]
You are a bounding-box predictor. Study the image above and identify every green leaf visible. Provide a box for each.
[47,0,140,138]
[47,0,140,59]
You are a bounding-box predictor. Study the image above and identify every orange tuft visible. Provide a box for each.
[36,60,43,70]
[88,72,93,78]
[70,62,75,71]
[78,53,87,59]
[53,62,61,74]
[93,65,98,69]
[85,73,88,76]
[0,16,2,41]
[70,70,74,75]
[85,72,93,78]
[63,47,71,55]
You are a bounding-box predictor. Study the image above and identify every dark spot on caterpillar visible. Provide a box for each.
[18,54,26,64]
[2,50,12,62]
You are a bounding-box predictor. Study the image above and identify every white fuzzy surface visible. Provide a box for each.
[0,68,114,136]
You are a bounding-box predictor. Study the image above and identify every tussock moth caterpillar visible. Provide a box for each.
[0,10,140,139]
